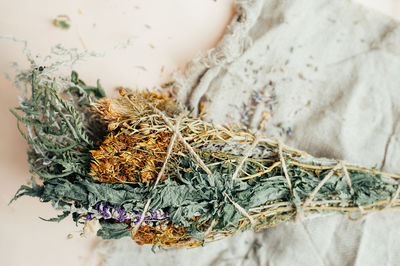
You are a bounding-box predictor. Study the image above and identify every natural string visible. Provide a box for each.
[303,162,341,207]
[224,192,256,228]
[231,135,261,181]
[152,106,212,175]
[340,160,355,195]
[131,113,184,237]
[277,138,293,195]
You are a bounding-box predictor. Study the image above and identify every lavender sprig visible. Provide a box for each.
[88,202,169,226]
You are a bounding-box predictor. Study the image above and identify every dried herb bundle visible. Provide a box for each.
[11,70,400,248]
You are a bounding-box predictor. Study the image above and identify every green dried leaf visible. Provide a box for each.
[40,211,70,222]
[53,16,71,30]
[97,221,131,239]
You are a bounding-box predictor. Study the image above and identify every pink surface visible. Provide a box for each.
[0,1,398,266]
[0,1,234,265]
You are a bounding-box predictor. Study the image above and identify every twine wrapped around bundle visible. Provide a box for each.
[11,70,400,248]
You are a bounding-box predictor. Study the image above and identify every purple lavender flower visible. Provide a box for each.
[86,202,169,226]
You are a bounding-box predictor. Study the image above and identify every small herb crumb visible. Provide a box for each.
[135,66,147,71]
[53,15,71,30]
[161,81,175,88]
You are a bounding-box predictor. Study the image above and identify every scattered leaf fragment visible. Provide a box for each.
[53,15,71,30]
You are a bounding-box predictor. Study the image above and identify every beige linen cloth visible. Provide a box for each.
[95,0,400,265]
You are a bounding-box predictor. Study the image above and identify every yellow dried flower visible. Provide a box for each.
[89,131,174,184]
